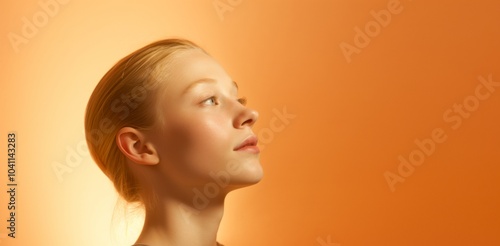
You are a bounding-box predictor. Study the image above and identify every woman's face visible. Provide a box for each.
[149,48,262,191]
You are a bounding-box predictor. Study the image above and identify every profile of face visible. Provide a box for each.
[123,48,263,198]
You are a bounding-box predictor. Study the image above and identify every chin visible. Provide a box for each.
[234,162,263,184]
[224,158,263,188]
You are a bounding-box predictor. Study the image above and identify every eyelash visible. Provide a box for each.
[202,96,247,106]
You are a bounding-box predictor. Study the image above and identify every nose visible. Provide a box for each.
[234,106,259,129]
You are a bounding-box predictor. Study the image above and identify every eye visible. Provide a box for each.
[202,96,218,106]
[238,97,247,105]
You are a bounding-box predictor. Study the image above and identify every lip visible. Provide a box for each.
[234,135,260,153]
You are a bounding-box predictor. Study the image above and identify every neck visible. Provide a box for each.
[134,189,226,246]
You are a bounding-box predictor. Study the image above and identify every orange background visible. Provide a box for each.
[1,0,499,245]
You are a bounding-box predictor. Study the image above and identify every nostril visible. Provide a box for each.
[242,118,254,126]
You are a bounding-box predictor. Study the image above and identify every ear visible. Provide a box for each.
[116,127,160,165]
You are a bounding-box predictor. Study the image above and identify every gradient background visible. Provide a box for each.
[1,0,500,245]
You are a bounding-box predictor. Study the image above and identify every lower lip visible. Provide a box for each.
[235,145,260,153]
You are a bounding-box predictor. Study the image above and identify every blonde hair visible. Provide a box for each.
[84,38,206,206]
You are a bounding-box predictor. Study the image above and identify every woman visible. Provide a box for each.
[85,38,263,246]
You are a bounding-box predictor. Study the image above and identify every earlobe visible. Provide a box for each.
[116,127,160,165]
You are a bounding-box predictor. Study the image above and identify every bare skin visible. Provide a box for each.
[116,49,262,246]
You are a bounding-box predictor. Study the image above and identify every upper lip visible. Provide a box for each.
[234,135,258,150]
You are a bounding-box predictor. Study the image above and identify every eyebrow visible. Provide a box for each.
[182,78,238,95]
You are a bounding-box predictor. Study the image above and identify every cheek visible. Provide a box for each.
[160,113,233,179]
[187,116,231,160]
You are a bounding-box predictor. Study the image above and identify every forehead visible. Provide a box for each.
[152,49,237,105]
[161,49,230,90]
